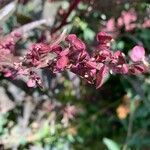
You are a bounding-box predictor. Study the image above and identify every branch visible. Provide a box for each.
[51,0,82,34]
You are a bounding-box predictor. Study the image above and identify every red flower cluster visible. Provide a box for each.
[0,32,21,78]
[0,31,148,88]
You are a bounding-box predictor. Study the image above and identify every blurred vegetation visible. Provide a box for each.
[0,0,150,150]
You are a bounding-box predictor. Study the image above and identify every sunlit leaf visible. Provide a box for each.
[103,138,120,150]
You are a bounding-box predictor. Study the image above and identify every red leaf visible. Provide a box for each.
[27,79,36,87]
[129,46,145,62]
[86,61,97,69]
[96,65,109,89]
[96,32,112,44]
[56,56,69,69]
[129,64,147,74]
[65,34,86,50]
[121,64,129,74]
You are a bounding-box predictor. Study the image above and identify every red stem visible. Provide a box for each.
[51,0,82,34]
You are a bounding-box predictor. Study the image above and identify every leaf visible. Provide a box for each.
[0,114,7,134]
[16,13,32,25]
[65,34,86,50]
[56,56,69,69]
[129,46,145,62]
[96,65,109,89]
[83,28,95,41]
[37,121,50,139]
[27,79,36,87]
[103,138,120,150]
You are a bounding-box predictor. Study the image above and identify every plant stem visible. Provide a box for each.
[122,108,134,150]
[52,0,82,34]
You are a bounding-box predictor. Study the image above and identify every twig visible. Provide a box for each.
[51,0,82,34]
[122,104,135,150]
[13,19,49,34]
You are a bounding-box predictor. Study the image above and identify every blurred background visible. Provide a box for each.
[0,0,150,150]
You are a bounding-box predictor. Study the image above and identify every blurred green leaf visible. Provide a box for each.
[0,2,16,24]
[0,114,7,134]
[83,28,95,41]
[103,138,120,150]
